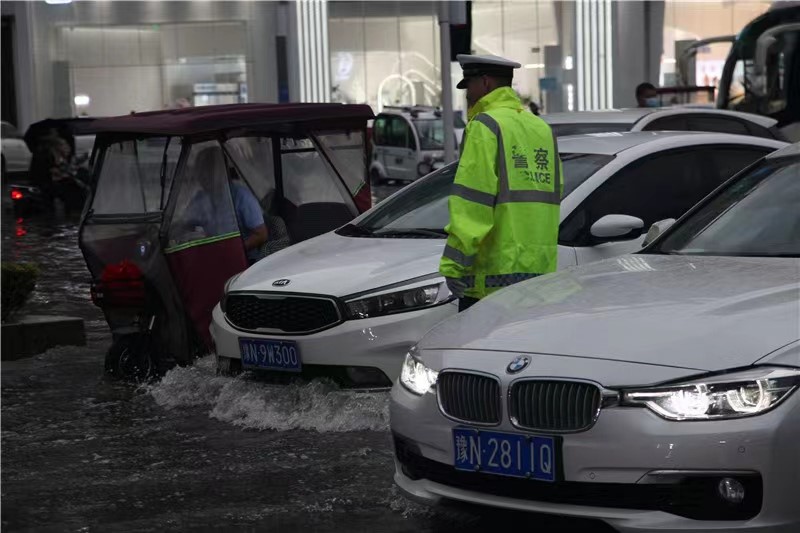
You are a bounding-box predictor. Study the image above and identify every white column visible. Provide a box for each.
[294,0,330,103]
[575,0,614,110]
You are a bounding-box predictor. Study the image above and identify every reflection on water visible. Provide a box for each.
[1,209,106,338]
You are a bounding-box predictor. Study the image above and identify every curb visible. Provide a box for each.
[1,315,86,360]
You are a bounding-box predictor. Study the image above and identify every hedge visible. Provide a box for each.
[2,263,39,323]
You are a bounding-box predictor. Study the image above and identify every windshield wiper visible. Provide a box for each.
[337,223,374,237]
[372,228,447,238]
[646,249,686,255]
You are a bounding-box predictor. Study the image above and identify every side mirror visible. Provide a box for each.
[642,218,677,247]
[590,215,645,242]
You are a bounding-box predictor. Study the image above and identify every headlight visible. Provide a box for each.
[623,367,800,420]
[400,350,438,395]
[344,279,452,320]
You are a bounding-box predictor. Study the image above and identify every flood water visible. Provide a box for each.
[1,195,612,532]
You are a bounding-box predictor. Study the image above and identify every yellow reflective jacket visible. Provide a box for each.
[439,87,562,299]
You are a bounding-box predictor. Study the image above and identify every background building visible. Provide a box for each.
[1,0,777,131]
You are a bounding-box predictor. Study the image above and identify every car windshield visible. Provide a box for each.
[550,123,631,136]
[413,119,445,151]
[651,155,800,257]
[342,152,613,237]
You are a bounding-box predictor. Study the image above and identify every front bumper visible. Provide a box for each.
[389,362,800,531]
[209,301,457,383]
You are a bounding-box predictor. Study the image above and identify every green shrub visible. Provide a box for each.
[1,263,39,323]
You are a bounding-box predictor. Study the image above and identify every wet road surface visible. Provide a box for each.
[1,194,614,532]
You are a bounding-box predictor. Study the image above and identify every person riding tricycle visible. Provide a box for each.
[79,103,374,379]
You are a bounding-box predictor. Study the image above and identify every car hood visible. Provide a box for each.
[419,255,800,371]
[231,232,444,297]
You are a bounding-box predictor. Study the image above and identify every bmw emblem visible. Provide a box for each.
[272,279,291,287]
[507,355,530,374]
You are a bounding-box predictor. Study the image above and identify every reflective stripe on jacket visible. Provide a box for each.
[439,87,562,299]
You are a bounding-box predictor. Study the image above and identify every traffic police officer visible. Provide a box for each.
[440,54,563,311]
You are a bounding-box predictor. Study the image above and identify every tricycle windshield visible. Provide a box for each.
[91,137,181,214]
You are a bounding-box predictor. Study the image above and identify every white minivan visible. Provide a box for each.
[370,106,464,184]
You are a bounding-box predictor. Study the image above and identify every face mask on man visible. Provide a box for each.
[644,96,659,108]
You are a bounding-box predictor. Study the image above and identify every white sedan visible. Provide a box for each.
[210,132,786,386]
[390,143,800,532]
[1,121,32,176]
[543,107,786,140]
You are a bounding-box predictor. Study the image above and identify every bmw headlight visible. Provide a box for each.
[400,349,438,395]
[623,367,800,420]
[344,279,452,320]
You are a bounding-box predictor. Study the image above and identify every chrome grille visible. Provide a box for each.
[510,380,601,432]
[225,293,340,334]
[437,372,501,425]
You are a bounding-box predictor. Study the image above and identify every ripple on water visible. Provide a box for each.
[146,356,390,432]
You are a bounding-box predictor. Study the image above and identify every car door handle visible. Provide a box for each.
[395,157,403,164]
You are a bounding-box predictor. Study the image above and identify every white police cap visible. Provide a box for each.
[456,54,522,89]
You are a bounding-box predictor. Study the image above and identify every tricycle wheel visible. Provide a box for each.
[105,335,155,382]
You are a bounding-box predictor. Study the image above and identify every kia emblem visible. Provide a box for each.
[507,355,530,374]
[272,279,291,287]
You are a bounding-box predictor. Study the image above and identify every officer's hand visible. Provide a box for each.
[445,277,467,298]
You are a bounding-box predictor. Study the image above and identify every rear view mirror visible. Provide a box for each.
[590,215,645,242]
[642,218,676,247]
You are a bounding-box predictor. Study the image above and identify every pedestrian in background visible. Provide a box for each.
[440,54,563,312]
[636,82,659,108]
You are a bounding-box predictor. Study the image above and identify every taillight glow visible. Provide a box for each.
[10,189,23,200]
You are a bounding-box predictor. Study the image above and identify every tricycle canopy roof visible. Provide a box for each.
[86,103,374,137]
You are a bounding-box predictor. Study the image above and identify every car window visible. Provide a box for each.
[706,146,772,183]
[550,123,631,136]
[744,122,778,140]
[560,153,615,197]
[373,117,388,146]
[388,116,413,149]
[652,156,800,257]
[641,116,688,131]
[688,115,749,135]
[559,148,726,246]
[413,119,445,151]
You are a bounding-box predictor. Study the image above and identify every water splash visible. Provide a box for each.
[147,356,390,432]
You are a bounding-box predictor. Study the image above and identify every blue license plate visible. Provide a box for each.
[239,338,301,372]
[453,428,557,482]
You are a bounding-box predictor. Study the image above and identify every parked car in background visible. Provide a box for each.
[370,106,465,184]
[211,132,786,386]
[390,143,800,533]
[544,107,786,140]
[1,121,32,176]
